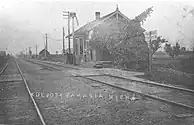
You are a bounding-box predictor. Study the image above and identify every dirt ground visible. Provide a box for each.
[16,58,194,125]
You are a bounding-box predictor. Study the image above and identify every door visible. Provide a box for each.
[80,38,83,55]
[90,49,93,60]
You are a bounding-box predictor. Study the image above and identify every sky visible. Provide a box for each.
[1,0,194,54]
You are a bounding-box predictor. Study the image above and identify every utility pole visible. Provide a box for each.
[63,27,65,54]
[29,46,32,58]
[144,30,157,74]
[36,44,38,58]
[46,33,48,52]
[63,11,79,64]
[45,33,48,58]
[67,12,71,54]
[29,47,31,54]
[148,31,152,72]
[26,48,27,57]
[69,12,79,54]
[63,11,71,53]
[63,11,71,64]
[72,12,75,55]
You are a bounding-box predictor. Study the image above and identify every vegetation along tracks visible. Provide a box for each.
[23,58,194,112]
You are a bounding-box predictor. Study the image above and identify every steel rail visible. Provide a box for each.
[0,63,8,76]
[28,58,194,94]
[22,58,62,71]
[34,59,79,70]
[105,74,194,93]
[44,62,80,70]
[21,58,194,111]
[78,76,194,111]
[40,59,194,94]
[14,59,47,125]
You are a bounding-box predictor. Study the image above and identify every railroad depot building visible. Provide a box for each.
[38,49,50,59]
[66,6,145,65]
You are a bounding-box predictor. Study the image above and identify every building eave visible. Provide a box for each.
[66,9,132,38]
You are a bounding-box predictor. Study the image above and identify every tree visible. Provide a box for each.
[89,7,154,70]
[180,47,186,52]
[135,6,154,24]
[150,36,167,56]
[164,42,181,59]
[165,43,175,58]
[29,49,32,56]
[145,36,167,73]
[173,42,181,57]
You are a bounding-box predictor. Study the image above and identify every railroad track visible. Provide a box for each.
[0,57,46,125]
[21,58,194,112]
[22,58,62,71]
[22,58,79,70]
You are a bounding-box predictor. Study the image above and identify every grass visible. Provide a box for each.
[138,67,194,89]
[137,52,194,89]
[0,56,8,70]
[152,52,194,73]
[40,52,194,89]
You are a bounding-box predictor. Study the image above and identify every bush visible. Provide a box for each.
[180,55,194,73]
[140,67,194,89]
[111,46,148,71]
[157,68,194,88]
[0,55,8,67]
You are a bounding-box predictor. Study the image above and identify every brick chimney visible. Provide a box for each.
[95,12,100,20]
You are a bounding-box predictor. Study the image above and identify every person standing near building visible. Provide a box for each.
[83,49,87,62]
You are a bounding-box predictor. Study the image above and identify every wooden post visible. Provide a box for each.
[72,14,75,53]
[72,14,75,64]
[149,31,152,73]
[26,48,27,56]
[68,12,71,54]
[72,13,76,64]
[44,33,48,59]
[77,38,80,64]
[36,45,37,58]
[46,33,48,51]
[63,11,71,63]
[63,27,65,54]
[29,47,31,58]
